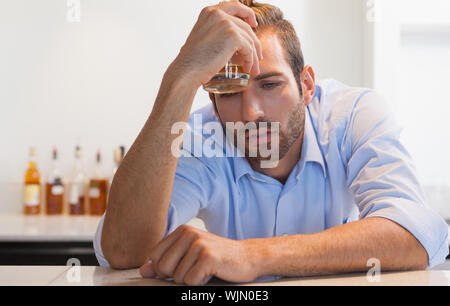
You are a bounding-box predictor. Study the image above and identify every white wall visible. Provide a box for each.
[0,0,365,213]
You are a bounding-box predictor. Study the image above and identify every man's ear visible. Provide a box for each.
[301,66,316,107]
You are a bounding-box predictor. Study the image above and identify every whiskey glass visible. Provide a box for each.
[203,60,250,94]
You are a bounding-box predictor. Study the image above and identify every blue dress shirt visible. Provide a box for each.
[94,79,449,268]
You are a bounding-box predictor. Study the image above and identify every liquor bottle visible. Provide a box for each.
[24,147,41,215]
[45,147,64,215]
[89,150,108,216]
[108,146,126,198]
[68,146,86,215]
[112,146,125,177]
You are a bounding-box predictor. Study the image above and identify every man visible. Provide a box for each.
[95,0,449,285]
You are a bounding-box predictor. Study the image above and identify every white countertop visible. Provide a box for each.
[0,213,206,242]
[0,266,449,286]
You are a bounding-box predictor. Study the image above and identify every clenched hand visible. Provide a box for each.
[139,225,261,285]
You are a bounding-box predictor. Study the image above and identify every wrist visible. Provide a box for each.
[244,235,311,278]
[243,238,273,279]
[164,56,204,91]
[152,61,200,118]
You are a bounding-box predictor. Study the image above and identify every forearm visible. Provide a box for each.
[252,217,428,278]
[102,62,199,269]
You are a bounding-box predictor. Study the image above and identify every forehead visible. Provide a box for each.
[232,30,292,76]
[258,30,290,70]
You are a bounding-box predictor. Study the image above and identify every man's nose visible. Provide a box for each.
[241,89,265,123]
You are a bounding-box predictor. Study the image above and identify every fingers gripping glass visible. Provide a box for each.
[203,60,250,94]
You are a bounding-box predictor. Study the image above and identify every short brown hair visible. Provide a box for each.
[239,0,305,95]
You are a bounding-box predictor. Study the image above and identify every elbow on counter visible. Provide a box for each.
[96,218,143,270]
[105,252,144,271]
[100,231,151,270]
[97,215,164,270]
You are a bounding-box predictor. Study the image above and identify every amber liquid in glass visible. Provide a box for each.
[45,180,64,215]
[203,64,250,94]
[89,179,108,216]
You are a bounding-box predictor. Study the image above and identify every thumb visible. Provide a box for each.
[139,261,156,279]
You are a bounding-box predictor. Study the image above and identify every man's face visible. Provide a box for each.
[212,30,306,164]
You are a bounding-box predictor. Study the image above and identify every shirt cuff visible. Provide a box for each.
[93,213,110,267]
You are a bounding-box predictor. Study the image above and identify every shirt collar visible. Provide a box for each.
[233,144,254,185]
[299,108,327,179]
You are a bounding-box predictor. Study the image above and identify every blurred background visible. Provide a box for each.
[1,0,449,220]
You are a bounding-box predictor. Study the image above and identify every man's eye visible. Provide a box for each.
[262,82,280,89]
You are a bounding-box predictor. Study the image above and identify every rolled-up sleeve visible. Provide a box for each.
[93,152,218,267]
[344,92,449,268]
[93,214,109,267]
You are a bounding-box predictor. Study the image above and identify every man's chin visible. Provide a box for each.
[246,156,281,170]
[241,142,284,161]
[244,149,274,161]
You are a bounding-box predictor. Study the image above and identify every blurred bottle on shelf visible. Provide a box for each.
[24,147,41,215]
[89,150,108,216]
[68,146,86,215]
[112,146,126,178]
[107,146,126,203]
[45,147,64,215]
